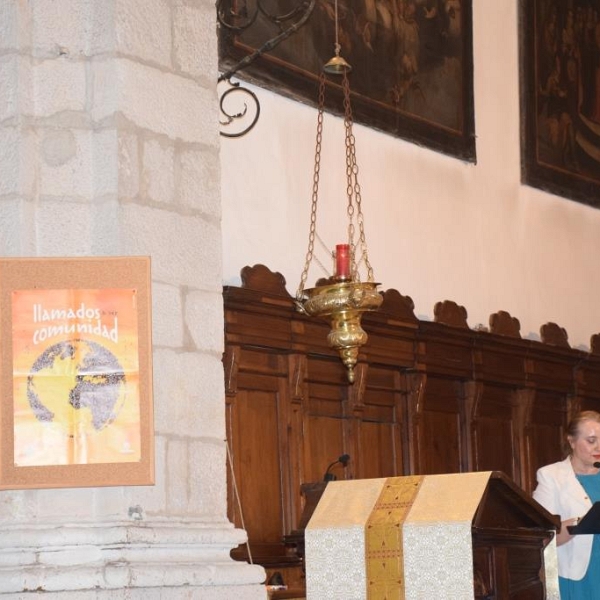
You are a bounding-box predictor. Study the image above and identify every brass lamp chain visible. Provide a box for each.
[297,44,375,298]
[296,71,327,300]
[342,70,374,283]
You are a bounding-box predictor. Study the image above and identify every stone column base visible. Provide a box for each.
[0,519,266,598]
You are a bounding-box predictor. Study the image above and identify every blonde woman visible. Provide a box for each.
[533,411,600,599]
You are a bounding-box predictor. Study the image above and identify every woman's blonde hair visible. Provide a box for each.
[564,410,600,456]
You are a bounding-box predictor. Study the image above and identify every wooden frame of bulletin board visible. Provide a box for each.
[0,256,154,490]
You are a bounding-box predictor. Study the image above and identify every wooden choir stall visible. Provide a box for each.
[224,264,600,598]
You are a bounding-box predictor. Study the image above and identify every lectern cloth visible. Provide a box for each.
[305,472,492,600]
[402,472,491,599]
[305,478,388,599]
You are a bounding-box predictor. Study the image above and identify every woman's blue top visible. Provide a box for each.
[558,473,600,599]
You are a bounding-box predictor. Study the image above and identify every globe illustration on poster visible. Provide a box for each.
[26,339,126,434]
[12,287,142,467]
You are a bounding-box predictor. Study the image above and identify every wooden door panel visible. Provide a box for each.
[580,397,600,412]
[420,376,461,413]
[526,393,568,494]
[472,385,517,478]
[303,415,346,483]
[475,417,515,475]
[414,376,462,474]
[305,355,347,385]
[235,346,286,375]
[358,420,399,478]
[228,389,284,542]
[361,395,396,421]
[357,367,404,478]
[420,409,461,474]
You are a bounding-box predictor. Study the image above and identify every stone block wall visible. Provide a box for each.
[0,1,265,597]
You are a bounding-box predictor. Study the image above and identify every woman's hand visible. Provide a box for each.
[556,517,579,546]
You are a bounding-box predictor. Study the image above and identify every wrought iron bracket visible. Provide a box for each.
[217,0,315,137]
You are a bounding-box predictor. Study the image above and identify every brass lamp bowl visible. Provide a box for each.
[297,281,382,383]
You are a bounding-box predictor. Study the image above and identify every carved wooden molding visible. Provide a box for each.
[433,300,469,328]
[241,264,291,297]
[540,322,570,348]
[235,265,600,351]
[489,310,521,338]
[379,288,418,323]
[591,334,600,355]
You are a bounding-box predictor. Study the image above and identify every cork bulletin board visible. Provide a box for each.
[0,257,154,490]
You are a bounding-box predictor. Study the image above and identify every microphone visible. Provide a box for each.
[594,462,600,469]
[323,454,350,482]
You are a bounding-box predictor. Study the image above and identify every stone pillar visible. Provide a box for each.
[0,1,265,597]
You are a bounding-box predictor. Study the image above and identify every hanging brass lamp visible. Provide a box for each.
[295,21,381,384]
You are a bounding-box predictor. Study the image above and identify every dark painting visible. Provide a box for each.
[521,0,600,207]
[219,0,476,162]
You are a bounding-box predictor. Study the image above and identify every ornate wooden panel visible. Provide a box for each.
[470,383,519,478]
[414,375,464,474]
[302,355,348,484]
[525,390,569,494]
[353,365,404,479]
[225,345,294,566]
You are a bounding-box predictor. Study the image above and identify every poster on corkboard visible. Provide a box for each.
[0,257,154,490]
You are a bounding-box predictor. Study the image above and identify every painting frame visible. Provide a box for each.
[219,0,477,162]
[520,0,600,207]
[0,256,154,490]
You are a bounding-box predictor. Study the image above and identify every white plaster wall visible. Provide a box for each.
[220,2,600,350]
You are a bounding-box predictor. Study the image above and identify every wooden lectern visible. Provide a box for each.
[304,472,559,599]
[283,482,328,563]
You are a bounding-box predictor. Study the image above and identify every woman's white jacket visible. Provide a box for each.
[532,457,593,580]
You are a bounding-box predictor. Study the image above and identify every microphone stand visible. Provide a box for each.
[323,454,350,481]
